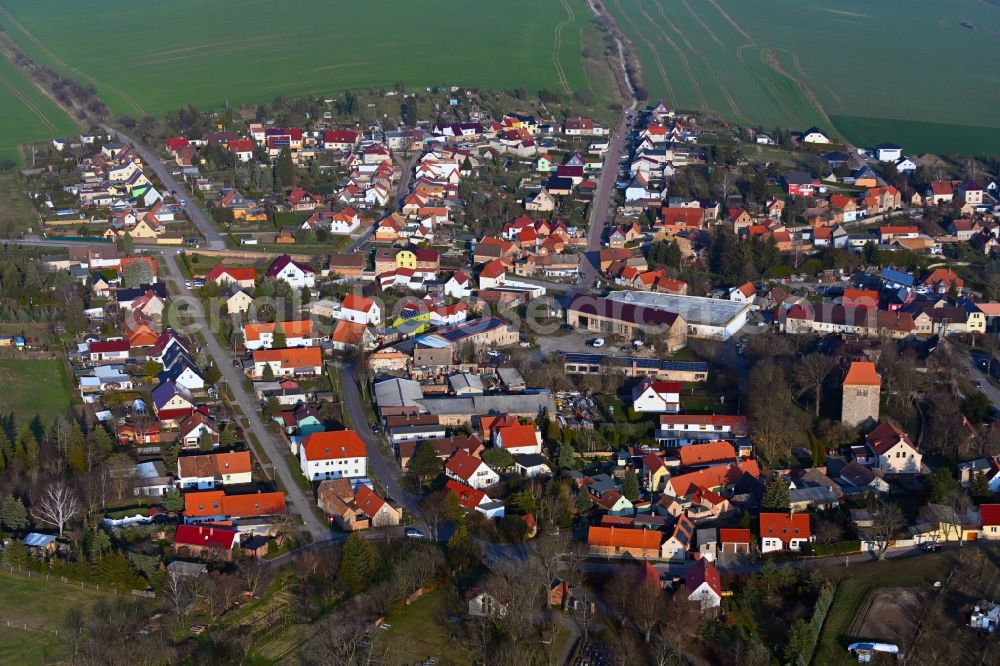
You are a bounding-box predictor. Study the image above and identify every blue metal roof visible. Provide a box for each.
[880,268,914,287]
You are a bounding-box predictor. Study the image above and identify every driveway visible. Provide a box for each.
[160,253,331,542]
[103,125,226,250]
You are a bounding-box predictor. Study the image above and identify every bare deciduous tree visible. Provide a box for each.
[33,481,81,537]
[867,496,904,560]
[793,353,838,416]
[161,571,191,625]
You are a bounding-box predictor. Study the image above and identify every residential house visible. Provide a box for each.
[686,557,722,609]
[338,294,382,326]
[173,524,239,560]
[631,379,681,413]
[759,512,812,553]
[243,320,316,351]
[865,421,922,474]
[445,449,499,489]
[299,430,367,481]
[493,424,542,455]
[266,254,315,289]
[183,490,286,524]
[252,347,323,377]
[446,479,505,519]
[177,451,253,489]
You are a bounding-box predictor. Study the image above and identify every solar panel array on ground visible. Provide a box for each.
[561,352,708,372]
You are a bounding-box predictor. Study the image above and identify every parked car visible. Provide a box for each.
[591,338,605,348]
[404,528,426,539]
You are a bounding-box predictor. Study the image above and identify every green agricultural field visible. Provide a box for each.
[607,0,1000,154]
[0,358,72,426]
[0,53,77,162]
[0,0,605,119]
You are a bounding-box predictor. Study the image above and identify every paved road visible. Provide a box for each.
[574,111,632,295]
[339,362,422,518]
[572,1,637,295]
[158,252,331,543]
[102,124,226,251]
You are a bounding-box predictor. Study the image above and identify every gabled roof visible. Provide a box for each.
[178,451,251,479]
[205,263,256,283]
[266,254,314,278]
[252,346,322,368]
[759,512,810,542]
[300,430,366,461]
[354,485,388,517]
[686,557,721,597]
[866,421,917,455]
[244,320,313,342]
[587,526,662,550]
[174,524,238,550]
[494,423,538,448]
[677,441,736,466]
[445,479,488,509]
[445,449,489,482]
[342,294,376,313]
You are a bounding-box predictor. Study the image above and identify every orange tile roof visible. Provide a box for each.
[331,320,367,345]
[354,485,387,516]
[244,320,313,342]
[668,460,759,496]
[178,451,251,478]
[184,490,286,519]
[342,294,376,312]
[494,424,538,448]
[587,526,662,550]
[252,346,322,368]
[301,430,367,461]
[844,361,880,387]
[677,441,736,466]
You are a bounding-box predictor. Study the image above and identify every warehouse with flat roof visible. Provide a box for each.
[604,291,751,341]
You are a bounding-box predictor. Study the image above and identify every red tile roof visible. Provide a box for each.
[174,524,238,550]
[445,479,487,509]
[759,512,810,543]
[445,450,488,482]
[980,504,1000,527]
[686,557,721,597]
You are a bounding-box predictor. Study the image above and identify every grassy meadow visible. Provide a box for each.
[0,0,604,119]
[607,0,1000,154]
[0,358,72,426]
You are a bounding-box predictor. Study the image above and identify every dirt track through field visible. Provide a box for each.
[553,0,576,94]
[654,0,740,117]
[0,72,55,131]
[614,0,676,102]
[679,0,723,45]
[0,5,145,115]
[638,0,707,110]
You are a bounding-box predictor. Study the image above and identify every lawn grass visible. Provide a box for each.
[0,0,595,117]
[0,172,38,237]
[0,358,72,426]
[0,568,113,664]
[607,0,1000,154]
[380,588,473,665]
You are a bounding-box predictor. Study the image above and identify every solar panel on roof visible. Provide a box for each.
[561,352,707,372]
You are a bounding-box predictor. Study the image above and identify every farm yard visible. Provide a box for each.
[0,0,612,124]
[605,0,1000,154]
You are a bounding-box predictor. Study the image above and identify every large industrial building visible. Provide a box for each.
[603,291,751,341]
[565,296,688,351]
